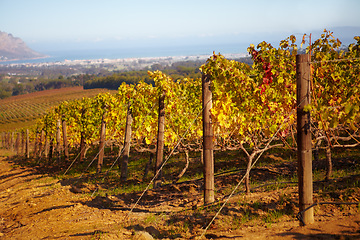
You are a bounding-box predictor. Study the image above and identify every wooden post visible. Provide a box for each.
[1,132,4,148]
[8,132,11,150]
[21,131,25,155]
[202,74,214,204]
[56,119,61,164]
[296,53,314,225]
[62,118,69,162]
[38,130,45,159]
[15,132,21,155]
[44,133,49,158]
[79,133,86,162]
[154,93,165,188]
[49,138,54,164]
[10,132,14,152]
[6,132,10,149]
[33,131,39,158]
[120,102,133,181]
[97,110,106,174]
[25,129,30,159]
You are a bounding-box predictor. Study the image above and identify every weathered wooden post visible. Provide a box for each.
[296,53,314,225]
[33,131,39,157]
[7,132,10,149]
[62,118,69,162]
[1,132,4,148]
[154,93,165,188]
[44,132,49,159]
[202,74,214,204]
[15,132,21,155]
[38,130,45,159]
[120,102,133,181]
[48,138,54,164]
[25,129,30,159]
[10,132,14,152]
[6,132,10,149]
[56,119,61,164]
[21,131,25,155]
[79,133,86,162]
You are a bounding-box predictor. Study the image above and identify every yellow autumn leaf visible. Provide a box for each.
[145,137,152,145]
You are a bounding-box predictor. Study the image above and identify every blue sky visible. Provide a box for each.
[1,0,359,53]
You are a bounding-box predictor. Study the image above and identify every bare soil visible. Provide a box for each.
[0,154,359,240]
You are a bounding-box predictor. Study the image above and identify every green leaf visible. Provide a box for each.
[344,104,353,114]
[303,104,312,112]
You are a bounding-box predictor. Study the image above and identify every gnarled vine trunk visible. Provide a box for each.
[325,140,332,181]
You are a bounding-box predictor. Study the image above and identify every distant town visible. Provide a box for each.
[0,53,249,78]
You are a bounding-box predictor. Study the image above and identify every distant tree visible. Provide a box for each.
[24,83,35,93]
[0,82,13,99]
[0,89,11,99]
[12,83,25,96]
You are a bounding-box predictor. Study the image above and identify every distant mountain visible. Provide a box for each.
[0,31,46,61]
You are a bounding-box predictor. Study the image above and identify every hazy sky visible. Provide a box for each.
[1,0,359,52]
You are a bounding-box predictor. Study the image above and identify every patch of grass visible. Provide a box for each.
[353,180,360,188]
[114,182,148,194]
[312,170,325,182]
[279,192,290,205]
[179,172,203,182]
[263,209,285,224]
[91,230,105,240]
[144,213,163,225]
[252,200,262,210]
[231,215,242,230]
[264,182,279,192]
[240,209,253,223]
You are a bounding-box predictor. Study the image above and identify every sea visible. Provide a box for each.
[0,43,249,65]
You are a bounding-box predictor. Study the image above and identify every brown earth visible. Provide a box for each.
[0,154,359,240]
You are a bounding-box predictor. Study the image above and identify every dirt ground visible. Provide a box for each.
[0,155,359,240]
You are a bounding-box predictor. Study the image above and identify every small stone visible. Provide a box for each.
[70,186,82,193]
[133,224,144,231]
[145,226,160,237]
[133,231,154,240]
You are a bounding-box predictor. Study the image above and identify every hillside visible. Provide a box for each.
[0,86,116,132]
[0,31,46,61]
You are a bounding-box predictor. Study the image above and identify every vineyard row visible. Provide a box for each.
[1,30,359,228]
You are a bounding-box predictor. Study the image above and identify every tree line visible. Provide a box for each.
[0,76,82,99]
[83,58,252,90]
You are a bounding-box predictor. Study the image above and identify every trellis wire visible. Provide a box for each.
[62,123,103,175]
[311,57,360,64]
[125,99,209,218]
[72,130,120,184]
[90,99,158,197]
[199,96,307,238]
[62,121,122,176]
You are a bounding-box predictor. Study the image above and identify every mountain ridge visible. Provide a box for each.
[0,31,46,61]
